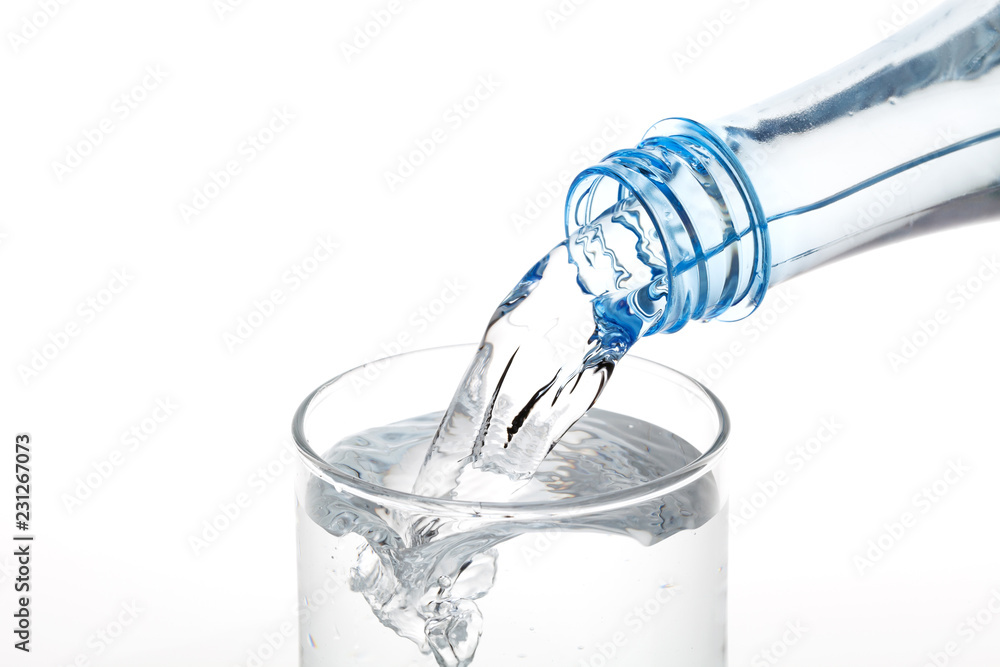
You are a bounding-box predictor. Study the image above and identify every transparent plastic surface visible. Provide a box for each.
[566,0,1000,334]
[293,346,729,667]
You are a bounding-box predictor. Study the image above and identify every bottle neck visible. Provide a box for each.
[565,118,769,336]
[565,0,1000,335]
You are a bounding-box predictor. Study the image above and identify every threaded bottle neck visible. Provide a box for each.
[564,118,770,335]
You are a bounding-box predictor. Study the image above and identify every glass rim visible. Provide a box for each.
[292,344,730,519]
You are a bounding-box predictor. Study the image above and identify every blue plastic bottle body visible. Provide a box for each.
[566,0,1000,337]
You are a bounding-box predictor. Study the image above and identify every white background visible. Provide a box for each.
[3,0,1000,665]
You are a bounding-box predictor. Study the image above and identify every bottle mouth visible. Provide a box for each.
[292,344,729,520]
[565,117,771,333]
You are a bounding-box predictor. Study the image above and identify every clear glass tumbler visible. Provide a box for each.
[292,345,730,667]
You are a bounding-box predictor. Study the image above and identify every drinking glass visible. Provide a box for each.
[293,344,730,666]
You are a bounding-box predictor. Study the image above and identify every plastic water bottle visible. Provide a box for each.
[566,0,1000,339]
